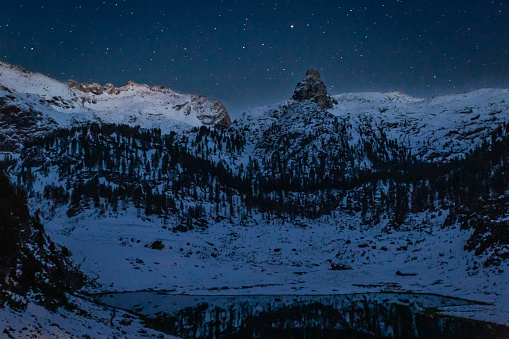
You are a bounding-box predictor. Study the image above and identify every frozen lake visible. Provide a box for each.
[96,292,509,338]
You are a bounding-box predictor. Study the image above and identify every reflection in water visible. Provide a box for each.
[98,293,509,338]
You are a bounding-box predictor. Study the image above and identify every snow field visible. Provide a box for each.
[43,207,509,326]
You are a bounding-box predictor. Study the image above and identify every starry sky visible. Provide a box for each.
[1,1,509,116]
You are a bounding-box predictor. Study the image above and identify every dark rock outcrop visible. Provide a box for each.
[0,98,58,152]
[0,171,84,309]
[67,80,120,95]
[292,69,335,109]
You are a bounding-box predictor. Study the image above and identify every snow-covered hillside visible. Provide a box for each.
[0,60,231,150]
[68,80,231,129]
[42,207,509,328]
[330,89,509,160]
[0,61,84,114]
[0,295,176,338]
[235,88,509,163]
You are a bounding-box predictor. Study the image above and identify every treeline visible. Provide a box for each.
[11,120,509,262]
[21,123,248,226]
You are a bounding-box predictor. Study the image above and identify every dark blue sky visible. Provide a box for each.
[1,1,509,116]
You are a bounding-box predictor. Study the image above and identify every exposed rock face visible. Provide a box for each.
[193,96,232,127]
[67,80,119,95]
[292,69,335,109]
[67,80,159,96]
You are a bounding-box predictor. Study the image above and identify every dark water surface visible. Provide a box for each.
[97,292,509,338]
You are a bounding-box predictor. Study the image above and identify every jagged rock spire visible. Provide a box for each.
[292,69,334,109]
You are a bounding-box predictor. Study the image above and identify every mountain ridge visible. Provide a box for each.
[1,64,509,334]
[0,60,231,151]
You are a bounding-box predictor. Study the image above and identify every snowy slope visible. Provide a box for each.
[68,80,231,129]
[0,61,84,114]
[0,61,94,130]
[0,60,231,145]
[235,89,509,162]
[330,89,509,160]
[0,295,176,338]
[42,208,509,326]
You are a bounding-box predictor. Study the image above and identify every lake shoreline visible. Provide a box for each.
[94,291,509,338]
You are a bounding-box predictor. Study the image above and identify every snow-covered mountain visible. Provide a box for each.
[236,85,509,164]
[67,79,231,128]
[2,65,509,336]
[329,89,509,160]
[0,60,231,150]
[3,59,509,161]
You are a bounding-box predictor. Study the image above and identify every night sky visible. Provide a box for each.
[1,1,509,116]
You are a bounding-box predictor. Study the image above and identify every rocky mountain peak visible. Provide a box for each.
[67,80,119,95]
[292,69,335,109]
[66,78,231,128]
